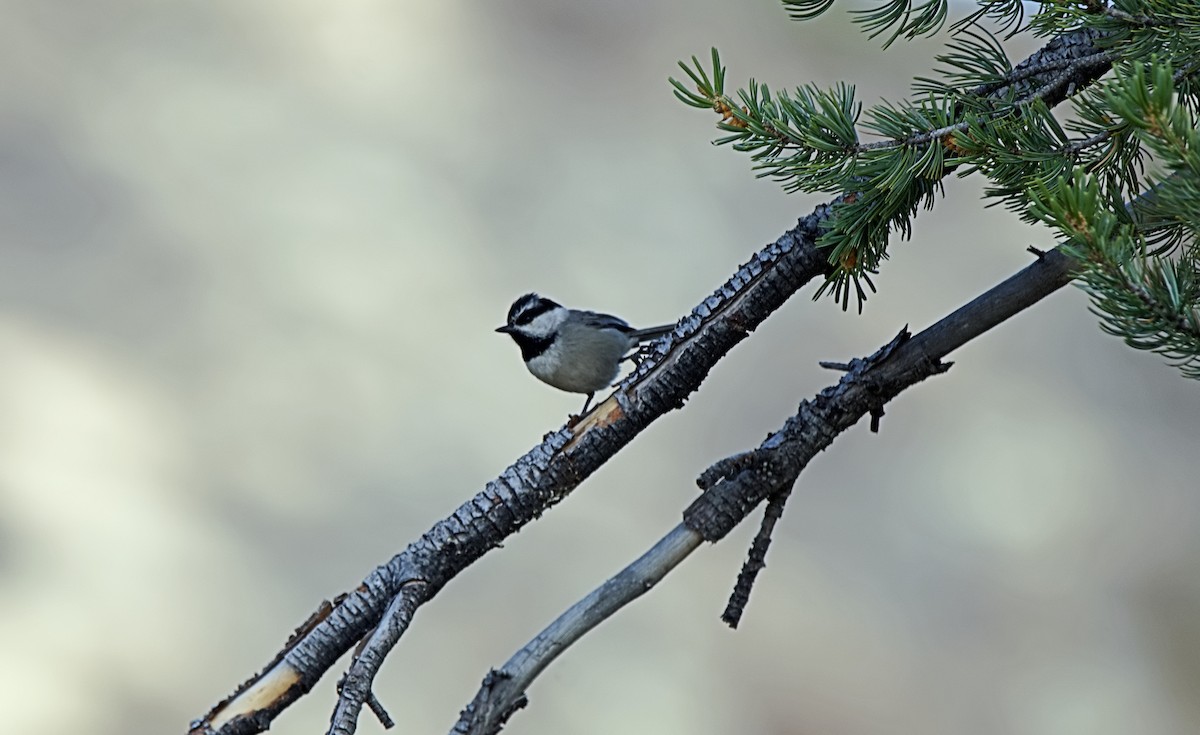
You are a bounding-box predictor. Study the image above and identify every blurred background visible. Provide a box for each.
[2,1,1198,733]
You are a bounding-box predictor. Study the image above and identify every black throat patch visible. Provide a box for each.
[509,330,556,361]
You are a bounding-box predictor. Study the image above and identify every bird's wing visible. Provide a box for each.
[576,310,634,333]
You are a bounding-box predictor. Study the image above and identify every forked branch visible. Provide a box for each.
[453,247,1078,735]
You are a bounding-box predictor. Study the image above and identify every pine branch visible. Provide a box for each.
[671,26,1112,309]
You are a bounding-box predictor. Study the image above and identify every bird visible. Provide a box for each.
[496,293,674,415]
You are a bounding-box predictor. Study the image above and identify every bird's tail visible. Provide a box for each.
[630,323,676,342]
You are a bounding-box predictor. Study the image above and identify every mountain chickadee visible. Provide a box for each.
[496,293,673,415]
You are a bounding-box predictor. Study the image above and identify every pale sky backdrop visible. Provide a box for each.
[2,2,1198,734]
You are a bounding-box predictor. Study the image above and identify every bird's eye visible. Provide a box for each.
[512,303,552,326]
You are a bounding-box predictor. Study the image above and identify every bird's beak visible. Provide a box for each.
[495,325,514,334]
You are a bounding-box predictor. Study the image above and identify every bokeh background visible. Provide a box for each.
[2,1,1198,734]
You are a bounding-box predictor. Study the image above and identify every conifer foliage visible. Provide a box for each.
[672,1,1200,378]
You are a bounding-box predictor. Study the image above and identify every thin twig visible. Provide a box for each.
[721,487,792,628]
[364,693,394,729]
[452,526,703,734]
[329,581,426,735]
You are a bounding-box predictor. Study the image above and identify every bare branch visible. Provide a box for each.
[705,247,1081,622]
[189,195,836,735]
[452,525,703,735]
[453,246,1079,734]
[329,581,426,734]
[721,487,792,629]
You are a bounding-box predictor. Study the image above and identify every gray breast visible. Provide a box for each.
[526,322,634,393]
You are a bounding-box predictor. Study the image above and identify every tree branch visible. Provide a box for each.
[188,27,1114,735]
[452,525,703,734]
[856,44,1114,153]
[189,194,837,735]
[330,580,426,734]
[452,246,1078,734]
